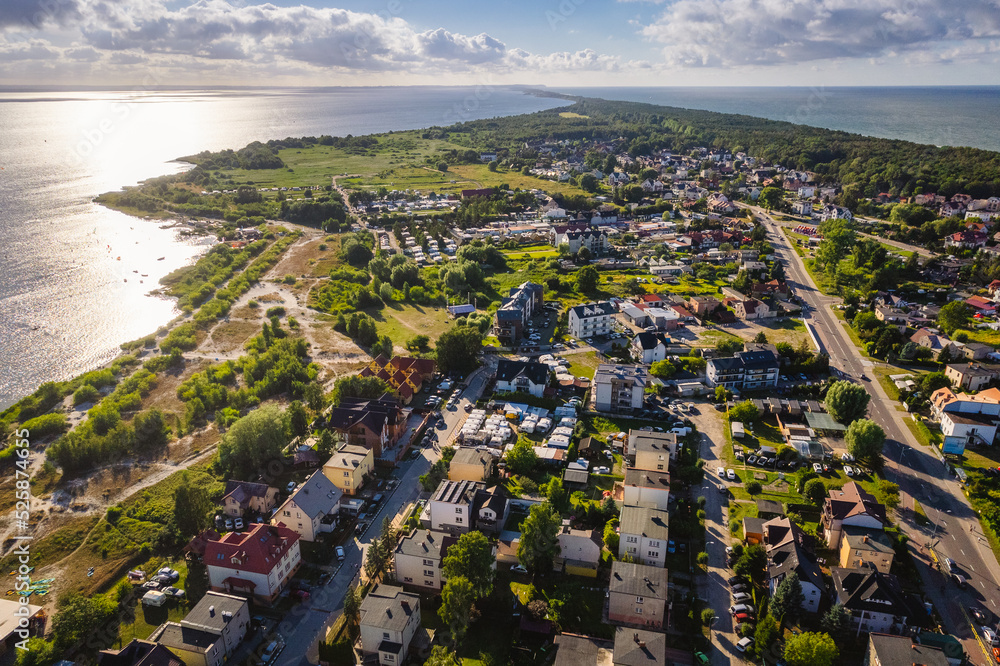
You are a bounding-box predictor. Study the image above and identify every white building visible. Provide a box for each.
[930,386,1000,455]
[424,480,482,535]
[630,332,667,365]
[272,470,343,542]
[568,302,615,339]
[623,468,671,509]
[618,504,669,567]
[706,350,779,390]
[205,523,301,605]
[494,359,549,398]
[393,529,453,592]
[593,364,647,414]
[359,584,422,666]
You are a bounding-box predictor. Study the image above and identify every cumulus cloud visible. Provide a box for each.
[0,0,80,28]
[642,0,1000,67]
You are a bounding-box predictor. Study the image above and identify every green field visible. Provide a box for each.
[959,327,1000,349]
[367,302,455,348]
[565,350,601,379]
[449,164,591,198]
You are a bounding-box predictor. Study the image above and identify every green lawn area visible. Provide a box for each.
[450,163,591,198]
[565,350,601,379]
[366,302,454,349]
[699,329,742,347]
[905,417,942,448]
[956,446,1000,470]
[958,327,1000,349]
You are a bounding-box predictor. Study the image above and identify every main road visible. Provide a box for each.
[755,206,1000,663]
[272,357,497,666]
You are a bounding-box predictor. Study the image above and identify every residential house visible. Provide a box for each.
[448,447,493,482]
[322,444,374,496]
[393,529,456,592]
[929,386,1000,454]
[205,523,301,604]
[359,584,422,666]
[424,480,482,535]
[962,342,993,361]
[612,628,669,666]
[839,527,894,574]
[627,430,679,470]
[98,641,184,666]
[945,363,1000,391]
[326,396,407,459]
[553,227,609,256]
[734,298,776,321]
[272,470,343,542]
[792,200,813,216]
[358,356,436,404]
[817,204,853,222]
[944,230,987,249]
[494,359,549,398]
[706,350,780,390]
[471,485,509,535]
[608,561,668,629]
[150,592,250,666]
[765,518,824,613]
[864,633,949,666]
[551,634,614,666]
[594,364,647,414]
[555,523,602,577]
[910,328,957,360]
[221,481,279,520]
[689,295,721,317]
[493,281,545,345]
[618,504,669,567]
[706,192,734,214]
[832,566,919,635]
[822,482,889,547]
[569,302,616,339]
[623,469,671,509]
[874,307,908,334]
[630,332,668,364]
[965,295,996,314]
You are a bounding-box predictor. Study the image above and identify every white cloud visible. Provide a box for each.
[642,0,1000,67]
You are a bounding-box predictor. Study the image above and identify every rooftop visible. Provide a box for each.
[609,561,668,600]
[619,504,669,541]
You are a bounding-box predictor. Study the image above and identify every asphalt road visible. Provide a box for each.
[757,208,1000,663]
[271,358,497,666]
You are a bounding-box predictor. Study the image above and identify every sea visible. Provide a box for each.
[1,85,998,409]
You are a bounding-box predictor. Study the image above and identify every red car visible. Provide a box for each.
[734,613,755,624]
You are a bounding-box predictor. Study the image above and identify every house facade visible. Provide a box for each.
[618,504,669,567]
[839,527,894,574]
[393,529,455,592]
[359,584,422,666]
[832,567,916,636]
[205,523,301,605]
[608,561,668,629]
[494,359,549,398]
[448,447,492,482]
[327,396,407,458]
[221,481,279,519]
[822,482,888,547]
[623,469,671,509]
[272,470,343,542]
[630,332,668,364]
[424,480,483,535]
[493,281,545,345]
[322,444,374,496]
[555,525,601,577]
[706,350,780,390]
[569,302,615,339]
[594,364,647,414]
[151,592,250,666]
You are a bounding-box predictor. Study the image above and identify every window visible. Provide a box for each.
[283,511,291,517]
[626,536,637,543]
[647,551,658,557]
[424,570,434,577]
[344,471,350,477]
[383,632,390,640]
[455,517,463,523]
[635,607,643,614]
[404,577,413,583]
[385,656,394,663]
[423,559,434,566]
[425,580,434,587]
[636,596,644,604]
[455,507,462,513]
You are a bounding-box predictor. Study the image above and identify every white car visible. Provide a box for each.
[717,466,726,478]
[510,564,528,574]
[736,637,754,653]
[726,469,736,481]
[813,462,823,473]
[844,465,854,477]
[840,452,855,462]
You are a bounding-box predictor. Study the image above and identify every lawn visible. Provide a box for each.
[959,327,1000,349]
[905,417,941,448]
[565,350,601,379]
[366,302,455,349]
[449,164,591,198]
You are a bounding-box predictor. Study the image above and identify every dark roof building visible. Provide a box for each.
[552,634,614,666]
[98,641,185,666]
[866,634,949,666]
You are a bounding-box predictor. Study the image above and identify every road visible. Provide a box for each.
[273,358,496,666]
[756,206,1000,663]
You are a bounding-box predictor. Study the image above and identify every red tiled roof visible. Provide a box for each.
[205,523,299,576]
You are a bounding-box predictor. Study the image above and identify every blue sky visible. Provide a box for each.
[1,0,998,86]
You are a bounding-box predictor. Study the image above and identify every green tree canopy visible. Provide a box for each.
[506,438,539,476]
[439,576,476,647]
[845,418,886,467]
[824,380,870,423]
[938,301,971,336]
[436,326,483,375]
[729,400,760,424]
[517,502,561,574]
[217,405,287,480]
[577,265,600,293]
[733,544,767,584]
[783,632,839,666]
[442,531,496,598]
[753,614,780,657]
[51,593,118,654]
[804,478,827,506]
[770,572,805,625]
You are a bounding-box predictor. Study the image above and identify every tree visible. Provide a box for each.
[343,584,362,639]
[51,593,118,654]
[603,519,620,552]
[577,246,592,263]
[580,173,598,192]
[406,334,431,353]
[770,572,805,625]
[286,400,309,438]
[753,332,769,344]
[754,614,780,657]
[919,371,951,394]
[546,476,570,514]
[733,544,767,584]
[440,576,476,647]
[697,551,709,565]
[577,265,599,293]
[821,604,851,643]
[174,472,212,537]
[759,186,784,210]
[701,608,716,627]
[804,478,827,506]
[506,438,539,476]
[517,502,561,574]
[623,277,644,295]
[133,408,170,452]
[729,400,760,424]
[714,386,732,403]
[435,326,483,375]
[217,405,287,480]
[877,479,901,509]
[938,300,971,336]
[437,161,449,172]
[783,632,839,666]
[442,531,496,598]
[487,160,499,172]
[845,418,886,467]
[423,646,460,666]
[824,380,870,423]
[317,429,335,458]
[746,480,762,496]
[716,338,742,356]
[650,360,676,379]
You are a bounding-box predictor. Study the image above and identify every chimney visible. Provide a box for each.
[633,633,640,643]
[209,606,215,617]
[638,641,646,649]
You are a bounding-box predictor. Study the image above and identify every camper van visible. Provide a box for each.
[142,590,167,607]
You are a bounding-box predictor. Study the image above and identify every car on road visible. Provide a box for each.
[971,606,990,624]
[510,564,528,574]
[992,646,1000,664]
[335,546,345,562]
[726,469,736,481]
[355,521,369,534]
[261,639,283,665]
[731,603,755,615]
[694,652,710,665]
[286,481,297,493]
[736,637,755,653]
[667,539,676,554]
[732,592,751,603]
[954,574,967,588]
[945,557,958,573]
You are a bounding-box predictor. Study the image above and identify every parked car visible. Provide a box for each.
[813,462,823,473]
[234,517,244,531]
[142,580,163,591]
[731,603,755,615]
[162,586,185,599]
[747,455,758,465]
[261,640,283,665]
[510,564,528,574]
[732,592,751,603]
[736,637,755,653]
[728,575,748,586]
[224,518,234,531]
[844,466,854,477]
[667,539,676,554]
[971,606,990,624]
[954,574,968,588]
[158,567,180,582]
[726,469,736,481]
[733,612,755,624]
[731,583,749,594]
[946,558,958,573]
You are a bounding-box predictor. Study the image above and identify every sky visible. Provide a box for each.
[1,0,999,87]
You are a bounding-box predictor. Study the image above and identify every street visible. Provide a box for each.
[757,207,1000,663]
[272,358,496,666]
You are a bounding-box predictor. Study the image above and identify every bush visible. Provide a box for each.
[72,385,101,406]
[20,413,69,438]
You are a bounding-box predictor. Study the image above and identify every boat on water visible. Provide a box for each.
[157,256,165,261]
